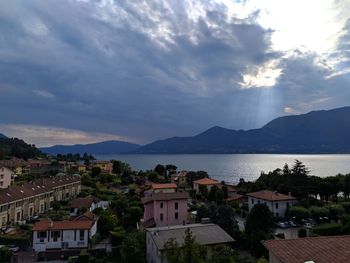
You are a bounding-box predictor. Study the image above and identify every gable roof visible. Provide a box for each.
[193,178,219,185]
[246,190,295,201]
[146,224,234,250]
[263,235,350,263]
[151,183,177,190]
[70,196,98,208]
[74,211,98,221]
[142,192,190,204]
[33,220,94,231]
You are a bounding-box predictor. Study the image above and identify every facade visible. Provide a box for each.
[171,171,187,186]
[0,158,30,176]
[32,218,97,252]
[141,192,189,228]
[0,175,81,228]
[193,178,220,193]
[91,161,113,174]
[0,166,14,188]
[146,224,234,263]
[263,235,350,263]
[246,190,296,218]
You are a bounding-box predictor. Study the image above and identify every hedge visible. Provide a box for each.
[313,223,342,236]
[0,235,30,248]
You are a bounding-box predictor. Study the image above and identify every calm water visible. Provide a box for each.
[95,154,350,184]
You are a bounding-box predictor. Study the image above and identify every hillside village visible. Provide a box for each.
[1,156,350,263]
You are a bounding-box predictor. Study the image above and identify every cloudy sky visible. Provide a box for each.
[1,0,350,147]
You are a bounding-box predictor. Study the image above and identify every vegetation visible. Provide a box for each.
[0,137,43,159]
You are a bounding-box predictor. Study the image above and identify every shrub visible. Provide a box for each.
[0,236,30,248]
[313,223,342,236]
[298,228,307,238]
[287,206,310,220]
[327,204,344,220]
[341,202,350,214]
[309,206,329,218]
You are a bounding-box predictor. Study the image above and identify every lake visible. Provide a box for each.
[95,154,350,184]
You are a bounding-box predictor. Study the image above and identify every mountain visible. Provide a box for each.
[0,137,43,159]
[0,133,7,139]
[41,140,141,155]
[133,106,350,154]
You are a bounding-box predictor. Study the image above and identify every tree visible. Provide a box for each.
[91,167,101,177]
[97,210,118,237]
[52,201,61,214]
[121,232,146,263]
[123,206,143,229]
[154,164,166,177]
[147,171,160,183]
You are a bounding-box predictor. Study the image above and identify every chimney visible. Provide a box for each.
[288,192,292,197]
[48,218,53,228]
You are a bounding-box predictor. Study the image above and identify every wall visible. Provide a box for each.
[248,196,297,218]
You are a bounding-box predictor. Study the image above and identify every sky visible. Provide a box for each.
[0,0,350,147]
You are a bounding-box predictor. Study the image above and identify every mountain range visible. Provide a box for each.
[36,106,350,154]
[40,140,140,155]
[0,133,7,139]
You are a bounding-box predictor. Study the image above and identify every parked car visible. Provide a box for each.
[7,244,19,253]
[277,222,288,229]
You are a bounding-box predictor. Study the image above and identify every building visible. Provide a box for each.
[0,175,81,228]
[151,183,177,193]
[0,166,14,188]
[32,217,97,252]
[146,223,234,263]
[141,192,189,228]
[91,161,113,174]
[171,171,187,186]
[193,178,220,193]
[0,158,30,176]
[263,235,350,263]
[226,193,246,207]
[70,196,108,216]
[246,190,296,218]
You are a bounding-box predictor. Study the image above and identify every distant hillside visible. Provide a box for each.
[41,140,141,155]
[0,137,43,159]
[0,133,7,139]
[133,106,350,154]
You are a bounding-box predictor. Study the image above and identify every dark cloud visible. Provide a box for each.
[0,0,349,145]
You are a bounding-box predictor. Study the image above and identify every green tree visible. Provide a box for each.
[97,210,118,237]
[147,171,160,182]
[154,164,166,176]
[121,232,146,263]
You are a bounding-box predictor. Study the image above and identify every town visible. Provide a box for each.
[1,154,350,263]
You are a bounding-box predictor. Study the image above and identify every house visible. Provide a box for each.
[141,192,190,228]
[146,223,234,263]
[0,166,14,188]
[0,158,30,176]
[0,175,81,228]
[91,161,113,174]
[246,190,296,218]
[263,235,350,263]
[193,178,220,193]
[171,171,187,186]
[152,183,177,193]
[32,218,97,252]
[70,196,107,216]
[226,193,246,207]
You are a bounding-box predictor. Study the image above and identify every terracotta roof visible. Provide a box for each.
[33,220,94,231]
[193,178,219,185]
[226,193,245,201]
[74,211,98,221]
[246,190,295,201]
[142,192,190,204]
[151,183,177,190]
[263,235,350,263]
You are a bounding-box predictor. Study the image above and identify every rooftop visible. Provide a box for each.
[70,196,99,208]
[246,190,295,201]
[33,219,94,231]
[151,183,177,190]
[263,235,350,263]
[193,178,219,185]
[146,223,234,250]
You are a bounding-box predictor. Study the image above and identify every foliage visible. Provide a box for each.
[154,164,166,177]
[313,223,342,236]
[0,137,43,159]
[96,210,118,237]
[121,232,146,263]
[298,228,307,237]
[0,246,10,263]
[112,160,131,175]
[287,206,310,220]
[147,171,160,183]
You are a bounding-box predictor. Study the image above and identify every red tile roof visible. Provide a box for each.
[33,220,94,231]
[226,193,245,201]
[263,235,350,263]
[70,196,99,208]
[193,178,219,185]
[246,190,295,201]
[151,183,177,190]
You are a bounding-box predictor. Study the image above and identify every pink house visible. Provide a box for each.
[141,192,189,228]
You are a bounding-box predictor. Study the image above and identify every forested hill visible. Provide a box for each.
[0,137,43,159]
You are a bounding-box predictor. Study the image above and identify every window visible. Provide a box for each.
[0,182,3,187]
[0,175,3,179]
[275,203,279,209]
[160,202,163,209]
[175,202,178,210]
[160,213,163,221]
[51,230,61,241]
[16,212,21,221]
[37,231,47,242]
[29,207,33,216]
[257,200,260,204]
[251,199,254,204]
[276,212,279,217]
[175,212,178,219]
[287,202,290,208]
[79,230,84,241]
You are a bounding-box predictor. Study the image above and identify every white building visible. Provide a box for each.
[32,216,97,252]
[70,196,108,216]
[146,224,234,263]
[246,190,296,218]
[0,166,14,188]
